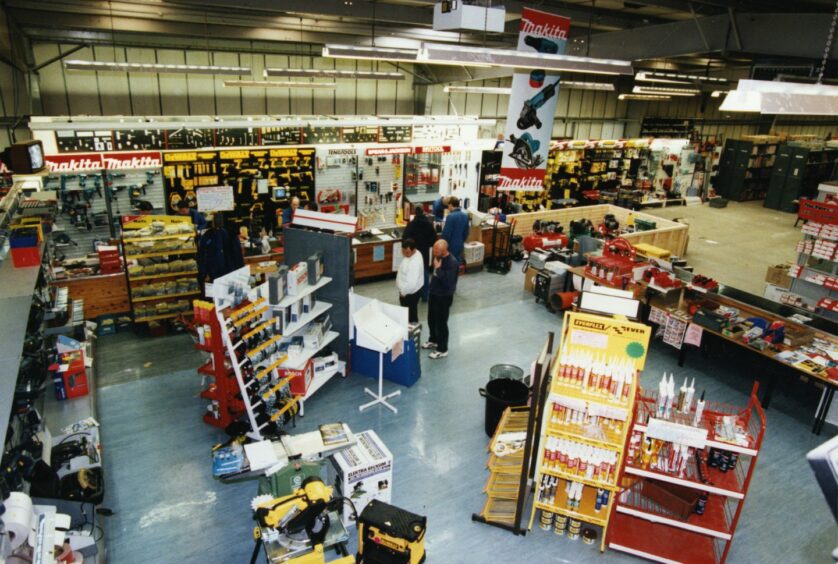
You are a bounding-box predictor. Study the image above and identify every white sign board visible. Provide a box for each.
[197,185,234,212]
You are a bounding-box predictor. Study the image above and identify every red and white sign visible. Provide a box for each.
[292,209,359,234]
[103,151,162,170]
[499,8,571,191]
[413,146,451,154]
[44,153,103,172]
[365,146,412,156]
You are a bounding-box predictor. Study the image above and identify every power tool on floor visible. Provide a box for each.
[251,477,354,563]
[357,499,426,564]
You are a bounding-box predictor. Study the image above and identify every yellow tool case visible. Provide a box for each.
[357,499,426,564]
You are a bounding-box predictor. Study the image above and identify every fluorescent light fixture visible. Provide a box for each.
[636,71,729,84]
[618,94,671,101]
[444,86,511,94]
[711,90,730,98]
[562,81,615,91]
[720,79,838,115]
[264,68,404,80]
[223,80,336,89]
[64,60,250,75]
[322,44,419,62]
[633,86,699,97]
[420,43,633,75]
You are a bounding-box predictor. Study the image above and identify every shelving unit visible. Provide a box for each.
[528,311,652,552]
[787,218,838,321]
[121,215,198,324]
[607,383,766,563]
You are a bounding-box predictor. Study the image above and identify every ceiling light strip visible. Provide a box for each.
[264,68,404,80]
[636,71,729,84]
[223,80,337,89]
[322,45,419,62]
[64,60,250,76]
[618,94,672,101]
[633,86,700,97]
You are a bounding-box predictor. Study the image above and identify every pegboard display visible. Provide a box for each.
[114,129,166,151]
[54,130,115,153]
[413,125,461,143]
[302,127,341,144]
[162,148,315,233]
[314,148,356,215]
[342,127,378,144]
[357,151,402,229]
[49,166,165,259]
[379,126,412,144]
[166,128,214,150]
[439,149,481,208]
[215,128,259,147]
[261,127,302,145]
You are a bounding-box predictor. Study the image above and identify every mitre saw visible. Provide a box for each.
[251,477,355,563]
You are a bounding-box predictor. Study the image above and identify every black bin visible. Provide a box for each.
[479,364,528,437]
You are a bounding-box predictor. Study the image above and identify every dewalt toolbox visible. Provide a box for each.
[357,499,426,564]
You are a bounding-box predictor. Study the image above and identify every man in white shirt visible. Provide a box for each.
[396,238,425,324]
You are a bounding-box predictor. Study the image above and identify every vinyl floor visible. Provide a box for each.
[95,263,837,563]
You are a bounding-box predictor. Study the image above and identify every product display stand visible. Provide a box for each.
[607,382,765,563]
[359,348,401,413]
[121,215,198,324]
[528,311,651,552]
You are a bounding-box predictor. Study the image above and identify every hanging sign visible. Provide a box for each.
[103,151,163,170]
[499,8,570,191]
[366,146,411,156]
[44,153,103,172]
[414,146,451,154]
[196,185,235,212]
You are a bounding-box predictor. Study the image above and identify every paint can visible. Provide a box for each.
[582,528,598,545]
[539,510,554,531]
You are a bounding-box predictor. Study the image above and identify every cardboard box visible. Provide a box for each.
[282,360,314,396]
[765,265,792,289]
[763,283,789,303]
[464,241,485,265]
[468,224,483,243]
[329,430,393,528]
[524,266,539,293]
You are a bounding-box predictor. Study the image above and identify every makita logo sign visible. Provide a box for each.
[46,156,103,172]
[104,154,161,169]
[520,18,569,41]
[498,175,544,190]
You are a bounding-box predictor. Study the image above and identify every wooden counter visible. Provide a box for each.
[51,272,130,319]
[353,238,399,280]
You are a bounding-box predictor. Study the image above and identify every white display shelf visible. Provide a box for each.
[633,423,758,456]
[282,331,339,370]
[298,362,345,416]
[623,466,744,500]
[615,506,732,541]
[275,276,332,308]
[283,301,333,337]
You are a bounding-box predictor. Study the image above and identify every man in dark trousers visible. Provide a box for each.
[402,205,437,301]
[423,239,459,359]
[441,196,470,263]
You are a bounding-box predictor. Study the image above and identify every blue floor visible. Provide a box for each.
[96,266,837,563]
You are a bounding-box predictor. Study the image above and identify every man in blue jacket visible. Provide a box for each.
[441,196,470,263]
[422,239,459,359]
[432,195,450,227]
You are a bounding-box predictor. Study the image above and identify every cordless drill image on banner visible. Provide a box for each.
[499,8,570,191]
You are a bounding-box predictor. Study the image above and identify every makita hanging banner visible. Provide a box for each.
[499,8,570,191]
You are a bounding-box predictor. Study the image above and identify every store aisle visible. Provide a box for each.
[97,268,835,563]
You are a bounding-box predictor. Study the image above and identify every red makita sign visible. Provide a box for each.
[414,146,451,154]
[45,153,103,172]
[103,151,162,170]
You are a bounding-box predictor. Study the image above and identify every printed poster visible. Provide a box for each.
[499,8,571,191]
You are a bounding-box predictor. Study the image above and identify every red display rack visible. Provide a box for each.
[607,383,765,564]
[193,301,244,428]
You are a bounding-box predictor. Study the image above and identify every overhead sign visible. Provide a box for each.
[499,8,570,191]
[414,146,451,154]
[366,146,411,156]
[44,153,103,172]
[102,151,162,170]
[196,185,235,212]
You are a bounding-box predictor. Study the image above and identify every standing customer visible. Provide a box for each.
[396,238,424,324]
[441,196,470,263]
[281,196,300,226]
[432,195,450,228]
[423,240,459,359]
[402,205,437,301]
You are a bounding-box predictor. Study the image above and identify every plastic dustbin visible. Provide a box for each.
[480,364,528,437]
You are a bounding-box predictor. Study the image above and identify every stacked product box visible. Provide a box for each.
[329,430,393,527]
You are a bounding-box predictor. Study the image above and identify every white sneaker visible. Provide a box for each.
[421,341,437,350]
[429,350,448,359]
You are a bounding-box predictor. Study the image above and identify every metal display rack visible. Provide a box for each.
[607,384,765,563]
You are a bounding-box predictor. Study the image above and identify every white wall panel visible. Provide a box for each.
[185,50,215,115]
[156,49,189,115]
[126,48,161,115]
[92,45,131,116]
[63,46,100,115]
[214,51,243,115]
[33,44,68,115]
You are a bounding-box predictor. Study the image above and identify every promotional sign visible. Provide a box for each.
[44,153,104,172]
[413,145,451,154]
[365,146,411,156]
[102,151,162,170]
[499,8,570,191]
[196,185,235,212]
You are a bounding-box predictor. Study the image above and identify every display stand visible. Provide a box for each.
[607,383,766,563]
[528,311,651,552]
[352,297,408,414]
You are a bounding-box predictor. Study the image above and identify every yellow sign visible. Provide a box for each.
[220,150,250,160]
[560,311,652,370]
[122,215,192,229]
[164,152,197,163]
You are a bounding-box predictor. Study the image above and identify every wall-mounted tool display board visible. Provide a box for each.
[302,126,341,145]
[113,129,166,151]
[341,126,378,144]
[261,127,302,146]
[215,128,260,147]
[55,130,115,153]
[379,125,412,144]
[315,148,356,215]
[357,150,402,229]
[165,128,214,150]
[163,148,316,231]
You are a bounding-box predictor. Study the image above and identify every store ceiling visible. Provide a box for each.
[3,0,837,83]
